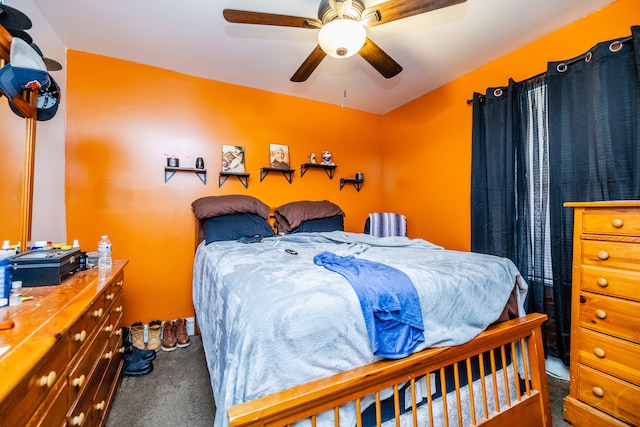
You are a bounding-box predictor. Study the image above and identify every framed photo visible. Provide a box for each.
[221,145,246,173]
[269,143,290,170]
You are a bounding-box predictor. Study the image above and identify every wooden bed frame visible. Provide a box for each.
[228,313,551,427]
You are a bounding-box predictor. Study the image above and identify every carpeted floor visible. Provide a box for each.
[106,336,215,427]
[106,336,571,426]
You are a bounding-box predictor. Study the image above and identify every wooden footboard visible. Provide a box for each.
[229,313,551,427]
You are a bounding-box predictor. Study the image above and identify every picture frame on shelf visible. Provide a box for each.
[222,145,246,173]
[269,143,290,170]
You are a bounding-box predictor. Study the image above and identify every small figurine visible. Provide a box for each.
[321,150,334,165]
[308,152,317,164]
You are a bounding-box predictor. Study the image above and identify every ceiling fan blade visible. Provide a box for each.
[359,37,402,79]
[291,45,327,82]
[223,9,321,29]
[362,0,466,27]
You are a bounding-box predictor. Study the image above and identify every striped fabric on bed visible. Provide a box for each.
[368,212,407,237]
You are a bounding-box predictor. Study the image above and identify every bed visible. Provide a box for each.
[191,196,551,427]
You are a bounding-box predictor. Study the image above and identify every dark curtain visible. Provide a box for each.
[471,26,640,365]
[470,85,516,259]
[547,26,640,364]
[471,75,551,351]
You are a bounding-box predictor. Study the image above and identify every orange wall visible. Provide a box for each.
[0,109,25,242]
[381,0,640,251]
[65,53,384,325]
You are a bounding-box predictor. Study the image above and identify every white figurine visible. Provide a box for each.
[321,150,334,165]
[308,152,317,164]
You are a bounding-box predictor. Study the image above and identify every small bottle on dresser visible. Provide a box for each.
[98,235,112,270]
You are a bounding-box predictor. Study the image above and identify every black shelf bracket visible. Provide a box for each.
[164,167,207,185]
[218,172,249,189]
[260,167,295,184]
[300,163,336,179]
[340,178,364,192]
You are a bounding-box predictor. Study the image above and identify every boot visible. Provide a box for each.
[122,326,156,362]
[161,320,177,352]
[123,352,154,377]
[130,321,146,350]
[175,318,191,348]
[147,320,162,352]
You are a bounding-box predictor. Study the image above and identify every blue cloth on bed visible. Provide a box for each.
[313,251,424,359]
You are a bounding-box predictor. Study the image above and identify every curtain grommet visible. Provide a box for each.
[493,88,504,97]
[585,52,592,63]
[609,41,623,52]
[557,63,567,73]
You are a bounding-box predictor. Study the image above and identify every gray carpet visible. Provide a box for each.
[106,336,570,426]
[106,336,215,427]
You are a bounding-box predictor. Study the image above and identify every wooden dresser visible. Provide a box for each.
[0,260,128,427]
[564,202,640,427]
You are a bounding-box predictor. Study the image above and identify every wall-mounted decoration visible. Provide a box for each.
[321,150,334,165]
[222,145,246,173]
[270,143,290,169]
[340,173,364,192]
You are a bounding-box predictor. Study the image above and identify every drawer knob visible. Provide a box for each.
[593,347,606,358]
[116,280,124,287]
[104,350,113,360]
[92,308,104,318]
[596,278,608,288]
[597,251,609,260]
[104,324,114,334]
[595,309,607,319]
[74,330,87,342]
[72,374,86,388]
[118,346,125,354]
[38,371,57,388]
[95,400,106,411]
[115,305,123,313]
[70,412,85,426]
[106,292,115,301]
[611,218,624,228]
[592,387,604,398]
[115,328,122,336]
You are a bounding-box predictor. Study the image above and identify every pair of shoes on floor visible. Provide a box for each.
[161,318,190,352]
[122,326,155,377]
[130,320,162,352]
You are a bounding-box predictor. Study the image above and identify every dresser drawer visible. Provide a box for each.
[69,330,109,406]
[0,333,70,427]
[581,239,640,272]
[578,328,640,386]
[577,364,640,426]
[579,292,640,344]
[581,265,640,302]
[28,378,69,427]
[582,208,640,236]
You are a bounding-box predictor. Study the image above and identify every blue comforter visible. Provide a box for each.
[192,231,527,427]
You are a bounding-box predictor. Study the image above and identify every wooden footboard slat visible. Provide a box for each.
[228,313,550,427]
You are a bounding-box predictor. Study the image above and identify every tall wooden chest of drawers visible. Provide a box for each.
[564,202,640,427]
[0,260,128,426]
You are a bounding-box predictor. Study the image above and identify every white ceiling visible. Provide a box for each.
[30,0,614,114]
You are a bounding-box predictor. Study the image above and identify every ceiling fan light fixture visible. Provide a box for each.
[318,19,366,58]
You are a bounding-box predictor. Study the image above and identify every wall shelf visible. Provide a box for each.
[260,167,295,184]
[300,163,336,179]
[219,172,249,189]
[164,167,207,185]
[340,178,364,192]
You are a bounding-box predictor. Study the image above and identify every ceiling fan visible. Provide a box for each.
[223,0,466,82]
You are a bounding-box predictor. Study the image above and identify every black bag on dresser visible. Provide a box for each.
[10,248,81,287]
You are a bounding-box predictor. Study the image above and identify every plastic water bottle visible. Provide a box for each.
[98,235,112,269]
